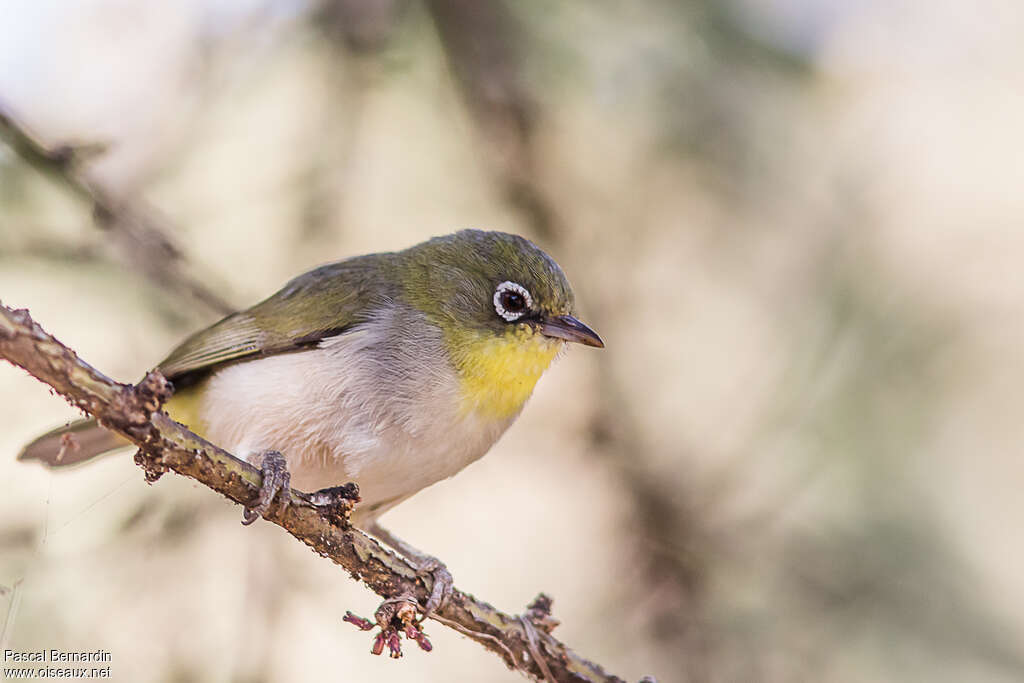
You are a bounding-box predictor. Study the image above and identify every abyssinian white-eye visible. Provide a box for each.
[19,229,603,611]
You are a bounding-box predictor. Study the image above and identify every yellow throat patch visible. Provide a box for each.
[452,327,562,420]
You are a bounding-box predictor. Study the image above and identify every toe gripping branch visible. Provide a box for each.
[242,450,291,525]
[241,451,361,526]
[344,595,433,658]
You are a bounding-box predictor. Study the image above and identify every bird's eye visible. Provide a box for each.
[493,281,533,322]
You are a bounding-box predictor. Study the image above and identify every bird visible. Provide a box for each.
[19,229,603,611]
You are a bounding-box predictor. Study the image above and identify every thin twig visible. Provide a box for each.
[426,0,559,240]
[0,102,234,317]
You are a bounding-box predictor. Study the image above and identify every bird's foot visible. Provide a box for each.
[413,555,453,617]
[296,483,361,526]
[241,450,291,525]
[368,523,454,616]
[343,594,433,658]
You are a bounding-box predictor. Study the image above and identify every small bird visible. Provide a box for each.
[19,229,603,611]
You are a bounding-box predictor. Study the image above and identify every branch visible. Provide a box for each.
[0,302,629,683]
[0,103,234,317]
[426,0,559,241]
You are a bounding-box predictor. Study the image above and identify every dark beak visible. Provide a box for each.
[539,314,604,348]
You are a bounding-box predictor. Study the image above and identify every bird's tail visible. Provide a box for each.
[18,418,130,467]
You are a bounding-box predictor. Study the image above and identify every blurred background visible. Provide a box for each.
[1,1,1023,681]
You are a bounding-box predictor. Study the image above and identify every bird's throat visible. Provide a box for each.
[450,329,561,420]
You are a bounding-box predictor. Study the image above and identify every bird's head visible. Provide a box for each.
[402,230,603,418]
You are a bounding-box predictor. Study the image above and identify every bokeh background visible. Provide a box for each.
[2,1,1023,681]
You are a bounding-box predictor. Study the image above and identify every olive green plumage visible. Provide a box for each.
[158,252,397,384]
[401,230,575,335]
[159,230,576,386]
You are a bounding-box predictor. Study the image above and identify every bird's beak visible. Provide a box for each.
[539,314,604,348]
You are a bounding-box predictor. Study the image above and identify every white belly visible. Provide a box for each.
[196,321,512,525]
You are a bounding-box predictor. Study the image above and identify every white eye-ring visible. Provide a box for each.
[493,281,533,322]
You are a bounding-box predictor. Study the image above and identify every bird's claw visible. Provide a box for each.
[242,450,290,525]
[367,523,455,615]
[415,556,454,616]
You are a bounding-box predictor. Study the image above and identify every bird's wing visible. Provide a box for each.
[158,256,391,383]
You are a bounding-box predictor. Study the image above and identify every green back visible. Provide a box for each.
[157,230,574,385]
[158,253,399,383]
